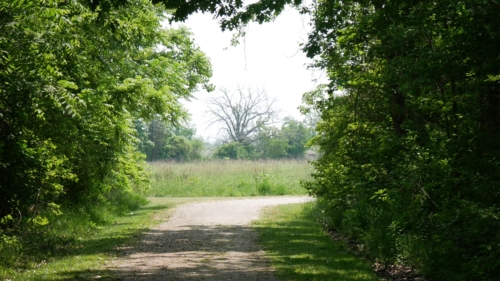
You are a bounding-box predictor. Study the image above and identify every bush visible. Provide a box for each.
[213,142,250,159]
[256,177,272,195]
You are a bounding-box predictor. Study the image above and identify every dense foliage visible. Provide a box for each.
[213,142,250,160]
[300,1,500,280]
[0,0,211,265]
[135,118,204,161]
[253,117,312,159]
[213,117,312,160]
[2,0,499,279]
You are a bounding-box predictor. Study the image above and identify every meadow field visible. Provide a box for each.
[147,159,312,197]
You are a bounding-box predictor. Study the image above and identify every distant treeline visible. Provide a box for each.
[136,116,315,161]
[212,117,315,160]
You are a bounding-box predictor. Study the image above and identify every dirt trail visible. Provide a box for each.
[110,196,312,280]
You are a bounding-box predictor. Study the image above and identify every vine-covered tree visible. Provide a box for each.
[135,118,204,162]
[280,117,311,158]
[253,117,312,159]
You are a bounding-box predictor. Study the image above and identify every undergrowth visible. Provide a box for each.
[0,191,150,280]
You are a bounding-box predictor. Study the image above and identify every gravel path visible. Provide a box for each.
[110,196,312,280]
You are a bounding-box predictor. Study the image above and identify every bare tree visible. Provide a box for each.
[207,87,279,144]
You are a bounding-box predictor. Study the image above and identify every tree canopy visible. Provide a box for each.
[0,0,212,232]
[212,116,313,160]
[135,118,204,161]
[299,1,500,280]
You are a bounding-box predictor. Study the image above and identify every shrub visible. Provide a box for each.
[213,142,250,159]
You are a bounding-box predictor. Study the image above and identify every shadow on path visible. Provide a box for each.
[50,197,315,280]
[57,225,279,280]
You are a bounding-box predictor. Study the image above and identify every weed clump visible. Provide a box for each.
[255,174,272,195]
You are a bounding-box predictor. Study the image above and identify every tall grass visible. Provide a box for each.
[0,203,136,280]
[0,189,148,275]
[147,159,312,197]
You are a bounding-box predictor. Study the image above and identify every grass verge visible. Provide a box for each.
[0,197,222,281]
[147,159,312,197]
[253,202,378,281]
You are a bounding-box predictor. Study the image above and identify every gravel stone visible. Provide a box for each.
[110,196,312,280]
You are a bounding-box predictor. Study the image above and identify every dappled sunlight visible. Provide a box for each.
[254,203,378,281]
[109,225,279,280]
[101,198,310,280]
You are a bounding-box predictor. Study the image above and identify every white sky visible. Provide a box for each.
[178,7,325,142]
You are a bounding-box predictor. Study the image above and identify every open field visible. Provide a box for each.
[147,159,312,197]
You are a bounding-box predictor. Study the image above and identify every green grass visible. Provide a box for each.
[147,159,312,197]
[253,202,378,281]
[0,197,225,281]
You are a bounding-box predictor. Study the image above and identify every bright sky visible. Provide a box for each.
[179,7,324,142]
